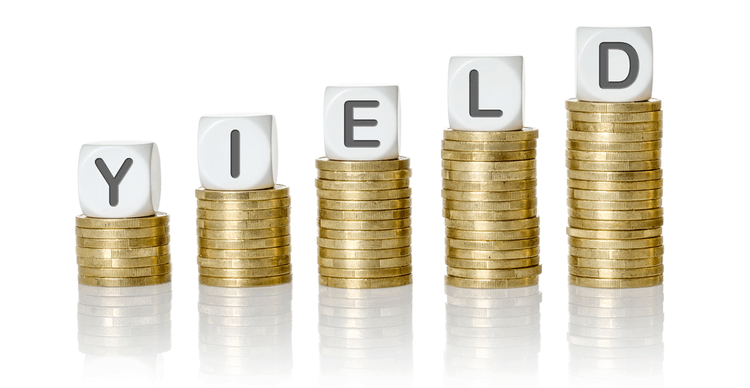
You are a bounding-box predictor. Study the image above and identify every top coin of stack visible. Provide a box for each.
[196,186,292,288]
[566,99,664,288]
[442,129,542,289]
[316,157,413,289]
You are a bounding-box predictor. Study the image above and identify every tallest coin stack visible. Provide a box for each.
[566,99,664,288]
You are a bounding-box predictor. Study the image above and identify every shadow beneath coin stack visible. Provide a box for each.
[198,283,293,385]
[318,284,413,387]
[78,283,172,384]
[568,284,664,387]
[443,285,542,387]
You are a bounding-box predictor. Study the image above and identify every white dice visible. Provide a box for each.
[577,27,653,102]
[448,56,524,132]
[324,85,400,161]
[78,141,161,218]
[198,114,278,191]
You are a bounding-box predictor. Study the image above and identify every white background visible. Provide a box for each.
[1,1,748,386]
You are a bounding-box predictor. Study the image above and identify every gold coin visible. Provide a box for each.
[567,198,661,211]
[318,256,411,269]
[443,208,537,221]
[568,169,663,182]
[567,111,663,123]
[442,189,536,201]
[319,227,411,240]
[76,235,169,249]
[568,256,663,269]
[568,274,663,288]
[568,120,662,133]
[195,185,289,200]
[569,246,664,259]
[318,198,411,211]
[198,236,291,249]
[568,178,663,191]
[445,275,538,289]
[566,159,661,172]
[441,160,536,172]
[441,149,536,161]
[444,198,536,211]
[567,130,663,143]
[199,264,291,278]
[197,207,290,221]
[79,263,171,278]
[446,237,539,250]
[565,98,661,113]
[442,139,537,152]
[318,274,412,289]
[568,236,663,249]
[442,179,536,192]
[445,256,540,269]
[197,255,291,268]
[315,179,409,191]
[199,273,292,287]
[196,197,291,210]
[318,247,411,259]
[318,265,412,278]
[568,188,662,201]
[443,128,539,141]
[318,237,411,249]
[79,274,171,287]
[76,245,170,259]
[75,226,169,239]
[445,217,540,231]
[567,140,662,152]
[317,169,412,181]
[315,156,410,172]
[441,169,536,182]
[197,226,291,240]
[447,265,541,279]
[317,188,412,201]
[77,254,171,268]
[197,217,290,230]
[446,227,540,240]
[199,246,291,259]
[569,208,663,221]
[318,218,411,231]
[566,149,661,162]
[76,213,169,229]
[566,227,662,240]
[318,208,411,221]
[447,246,540,260]
[568,217,664,230]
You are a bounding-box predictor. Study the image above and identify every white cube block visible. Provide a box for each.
[78,141,161,218]
[577,27,653,102]
[448,56,524,132]
[324,85,400,161]
[198,114,278,191]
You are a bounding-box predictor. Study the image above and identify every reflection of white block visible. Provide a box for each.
[78,141,161,218]
[324,85,400,161]
[448,56,523,132]
[577,27,653,102]
[198,115,278,191]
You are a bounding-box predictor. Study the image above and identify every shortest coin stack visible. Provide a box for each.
[196,185,292,288]
[76,213,172,287]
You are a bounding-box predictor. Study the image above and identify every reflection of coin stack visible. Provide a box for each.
[568,284,664,387]
[444,285,541,387]
[78,283,171,382]
[318,285,413,386]
[442,130,541,288]
[196,186,292,287]
[316,157,413,289]
[76,214,172,287]
[566,99,664,288]
[198,283,293,384]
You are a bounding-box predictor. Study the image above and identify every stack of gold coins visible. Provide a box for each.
[196,185,292,288]
[566,99,664,288]
[76,213,172,287]
[316,157,412,289]
[441,129,541,289]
